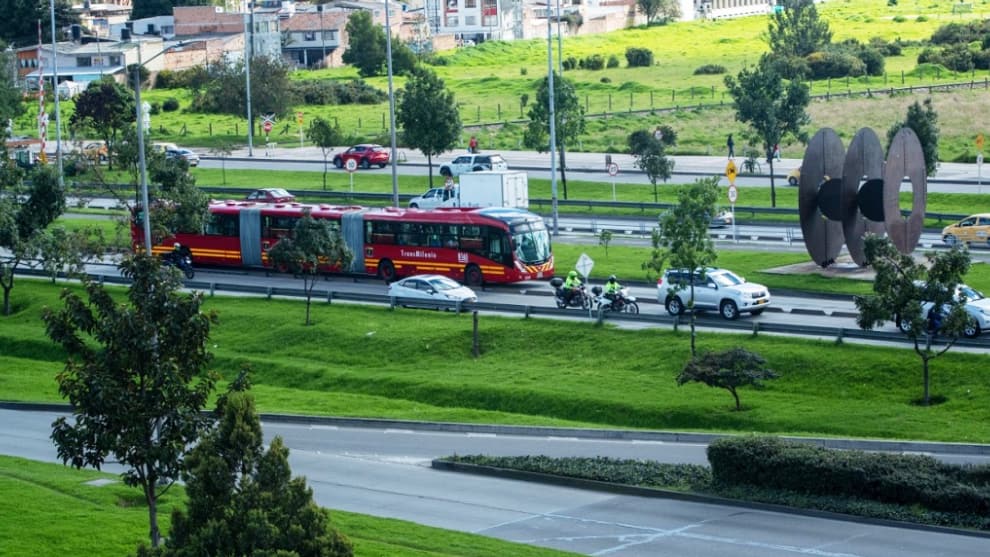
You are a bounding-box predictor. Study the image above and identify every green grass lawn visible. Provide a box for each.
[3,279,989,444]
[0,455,577,557]
[13,0,990,161]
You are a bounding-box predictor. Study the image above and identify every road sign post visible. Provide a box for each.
[725,159,737,185]
[728,184,739,243]
[296,111,304,147]
[607,162,619,200]
[575,253,595,319]
[345,158,358,192]
[979,153,984,194]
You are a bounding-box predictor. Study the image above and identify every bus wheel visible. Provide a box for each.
[464,264,483,286]
[378,259,397,282]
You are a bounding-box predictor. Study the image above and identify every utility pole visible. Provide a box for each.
[245,2,255,157]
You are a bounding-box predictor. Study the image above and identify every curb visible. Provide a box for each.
[430,460,990,539]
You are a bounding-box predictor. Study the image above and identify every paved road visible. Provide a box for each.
[199,146,990,194]
[1,408,986,556]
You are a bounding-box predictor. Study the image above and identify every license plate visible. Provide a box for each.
[755,299,767,305]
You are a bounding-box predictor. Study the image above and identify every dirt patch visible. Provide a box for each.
[764,256,877,281]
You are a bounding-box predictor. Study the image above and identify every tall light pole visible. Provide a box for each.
[546,4,558,235]
[384,0,399,207]
[50,0,63,185]
[132,40,193,253]
[318,4,327,67]
[245,3,255,157]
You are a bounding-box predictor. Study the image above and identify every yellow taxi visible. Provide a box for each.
[942,213,990,247]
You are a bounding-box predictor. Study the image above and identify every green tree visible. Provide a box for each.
[70,77,135,171]
[524,73,586,199]
[342,11,416,77]
[268,212,353,326]
[854,235,972,405]
[0,165,65,315]
[677,347,777,411]
[35,225,107,283]
[149,158,210,237]
[724,57,810,207]
[767,0,833,58]
[45,254,219,547]
[307,117,344,190]
[192,55,292,119]
[643,177,719,356]
[628,129,675,202]
[144,386,354,557]
[396,67,462,188]
[887,98,940,177]
[636,0,680,24]
[0,0,76,44]
[0,48,24,127]
[208,142,235,185]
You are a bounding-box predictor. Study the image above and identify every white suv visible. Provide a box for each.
[439,154,508,177]
[657,267,771,320]
[896,283,990,338]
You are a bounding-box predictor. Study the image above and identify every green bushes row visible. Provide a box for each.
[707,436,990,515]
[561,54,621,71]
[918,45,990,72]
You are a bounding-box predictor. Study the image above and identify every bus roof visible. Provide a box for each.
[207,200,543,226]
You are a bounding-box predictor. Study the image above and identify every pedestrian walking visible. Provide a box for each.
[469,136,478,154]
[726,134,735,159]
[773,143,781,161]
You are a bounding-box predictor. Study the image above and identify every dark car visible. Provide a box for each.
[332,144,390,169]
[245,188,296,203]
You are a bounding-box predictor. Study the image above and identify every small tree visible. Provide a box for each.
[628,129,675,202]
[35,225,107,282]
[854,235,971,405]
[643,177,719,356]
[523,74,586,199]
[887,98,939,177]
[268,212,353,326]
[598,229,613,258]
[145,385,354,557]
[307,117,344,190]
[724,56,810,207]
[208,142,235,185]
[45,254,219,548]
[69,76,135,171]
[0,165,65,315]
[397,67,462,188]
[678,347,777,411]
[767,0,833,58]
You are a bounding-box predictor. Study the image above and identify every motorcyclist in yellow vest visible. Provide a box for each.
[604,274,622,307]
[563,270,582,305]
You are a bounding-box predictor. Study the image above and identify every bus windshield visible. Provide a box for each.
[511,221,551,264]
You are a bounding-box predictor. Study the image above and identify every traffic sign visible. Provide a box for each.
[607,162,619,177]
[725,160,737,184]
[296,111,304,125]
[263,120,273,133]
[977,133,984,151]
[345,158,358,173]
[727,184,738,204]
[575,253,594,279]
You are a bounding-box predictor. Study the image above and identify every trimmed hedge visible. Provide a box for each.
[707,436,990,515]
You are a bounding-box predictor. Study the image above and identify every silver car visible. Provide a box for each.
[657,267,771,320]
[387,275,477,308]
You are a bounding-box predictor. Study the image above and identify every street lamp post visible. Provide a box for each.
[132,40,194,254]
[50,0,63,186]
[318,4,327,67]
[384,0,399,207]
[246,3,255,157]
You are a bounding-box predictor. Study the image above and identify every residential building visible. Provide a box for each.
[281,6,348,68]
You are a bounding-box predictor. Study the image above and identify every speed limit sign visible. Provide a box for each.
[345,158,358,173]
[607,162,619,176]
[728,184,739,204]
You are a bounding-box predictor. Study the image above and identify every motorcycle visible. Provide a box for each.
[549,277,590,309]
[162,251,195,279]
[592,285,640,315]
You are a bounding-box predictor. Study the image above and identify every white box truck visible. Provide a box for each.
[456,170,529,209]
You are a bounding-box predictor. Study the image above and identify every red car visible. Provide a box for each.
[245,188,296,203]
[332,144,390,169]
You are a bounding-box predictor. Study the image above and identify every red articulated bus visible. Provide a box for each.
[134,200,555,285]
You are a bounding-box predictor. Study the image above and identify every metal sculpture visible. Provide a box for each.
[797,127,928,267]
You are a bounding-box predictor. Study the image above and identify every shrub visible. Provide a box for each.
[806,50,866,79]
[974,49,990,70]
[939,43,976,71]
[916,15,928,22]
[763,54,810,79]
[149,102,161,115]
[600,76,611,83]
[520,67,527,75]
[625,47,654,68]
[582,54,606,70]
[289,79,387,105]
[869,37,902,56]
[693,64,726,75]
[162,98,180,112]
[892,15,906,23]
[562,56,578,71]
[607,55,620,68]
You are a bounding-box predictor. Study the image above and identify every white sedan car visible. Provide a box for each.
[387,275,477,307]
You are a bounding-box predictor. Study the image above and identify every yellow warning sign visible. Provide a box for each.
[725,159,737,184]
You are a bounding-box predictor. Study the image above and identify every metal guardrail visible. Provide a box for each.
[18,267,989,349]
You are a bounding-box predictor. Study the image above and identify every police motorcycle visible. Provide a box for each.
[592,284,640,315]
[549,277,590,309]
[162,244,195,279]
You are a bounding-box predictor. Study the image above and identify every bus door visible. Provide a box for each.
[341,210,368,273]
[239,207,262,266]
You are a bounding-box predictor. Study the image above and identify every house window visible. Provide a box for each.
[304,31,316,41]
[465,0,476,7]
[77,57,92,67]
[465,15,476,25]
[482,15,497,26]
[323,30,337,41]
[108,55,121,66]
[446,15,459,26]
